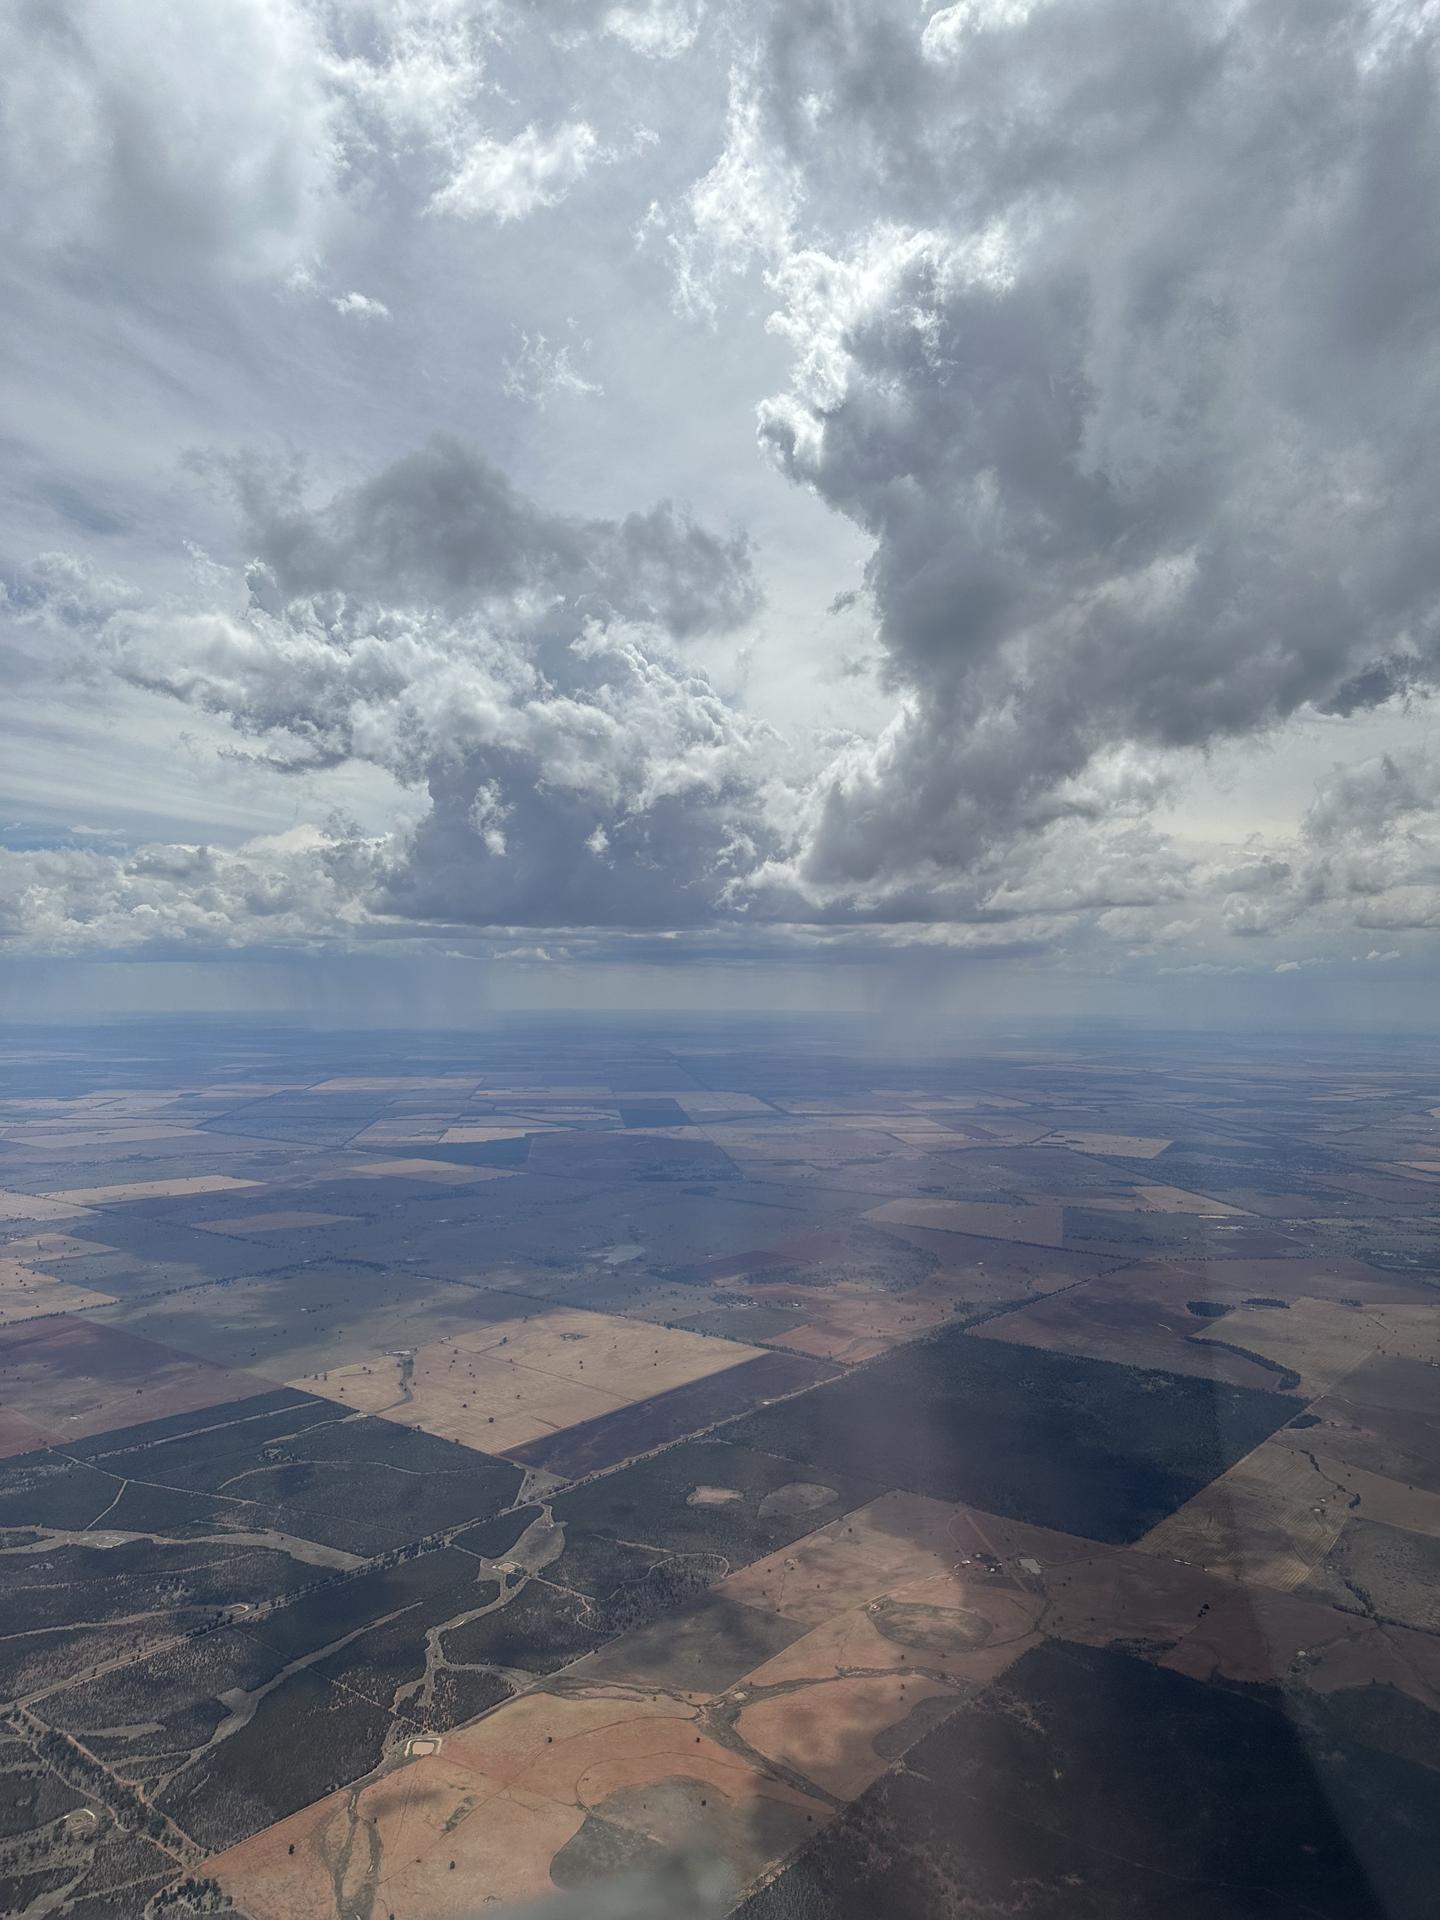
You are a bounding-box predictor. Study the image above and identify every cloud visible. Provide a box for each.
[1289,748,1440,933]
[921,0,1042,51]
[0,1,621,288]
[664,0,1440,910]
[429,120,602,221]
[655,65,799,318]
[6,0,1440,986]
[232,436,759,633]
[545,0,706,62]
[26,440,777,935]
[331,290,392,320]
[502,329,603,406]
[603,1,706,60]
[0,0,349,281]
[0,826,378,954]
[10,492,1440,966]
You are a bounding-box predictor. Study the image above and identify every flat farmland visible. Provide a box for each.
[694,1269,988,1364]
[0,1188,93,1223]
[0,1254,114,1325]
[1136,1437,1440,1610]
[855,1223,1121,1297]
[971,1267,1435,1397]
[209,1684,832,1920]
[740,1641,1440,1920]
[723,1327,1298,1542]
[1273,1368,1440,1489]
[294,1305,766,1453]
[0,1315,276,1442]
[0,1022,1437,1920]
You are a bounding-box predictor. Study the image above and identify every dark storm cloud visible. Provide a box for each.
[7,0,1440,974]
[723,0,1440,896]
[95,441,777,931]
[241,436,759,637]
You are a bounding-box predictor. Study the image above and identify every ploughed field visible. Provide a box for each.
[0,1020,1436,1919]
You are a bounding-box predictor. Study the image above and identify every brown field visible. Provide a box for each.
[214,1749,587,1920]
[1136,1438,1440,1606]
[1038,1130,1172,1158]
[740,1274,976,1365]
[723,1490,1225,1651]
[1189,1298,1436,1396]
[211,1685,830,1920]
[734,1670,959,1800]
[1026,1536,1225,1649]
[39,1173,261,1206]
[0,1313,272,1442]
[863,1197,1066,1246]
[0,1189,92,1223]
[0,1404,48,1458]
[1274,1376,1440,1489]
[0,1255,114,1325]
[975,1274,1426,1399]
[0,1229,128,1268]
[1165,1255,1436,1308]
[351,1158,516,1183]
[1136,1443,1348,1592]
[191,1210,358,1234]
[716,1495,1231,1801]
[1272,1458,1440,1540]
[737,1564,1039,1693]
[1161,1582,1440,1729]
[866,1224,1118,1298]
[717,1489,974,1627]
[294,1306,764,1454]
[1128,1185,1250,1216]
[1326,1349,1440,1415]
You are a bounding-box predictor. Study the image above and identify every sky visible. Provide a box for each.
[2,0,1439,1026]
